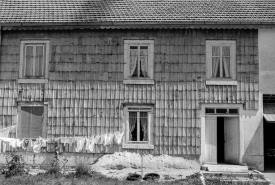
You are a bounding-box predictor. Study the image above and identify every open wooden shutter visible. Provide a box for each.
[21,107,32,138]
[20,106,43,138]
[30,107,43,138]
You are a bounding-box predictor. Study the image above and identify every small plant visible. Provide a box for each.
[75,162,92,177]
[1,153,26,178]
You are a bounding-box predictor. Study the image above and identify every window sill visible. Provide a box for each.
[206,79,237,86]
[122,143,154,150]
[18,79,48,84]
[123,79,154,85]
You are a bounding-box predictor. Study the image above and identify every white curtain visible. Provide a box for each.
[130,48,138,76]
[129,112,137,141]
[140,112,148,141]
[222,46,231,77]
[212,46,220,77]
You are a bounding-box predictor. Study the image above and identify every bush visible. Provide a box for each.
[1,153,26,178]
[75,162,92,177]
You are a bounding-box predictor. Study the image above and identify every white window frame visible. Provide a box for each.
[17,102,48,139]
[123,40,154,85]
[206,40,237,86]
[122,105,154,149]
[19,40,50,83]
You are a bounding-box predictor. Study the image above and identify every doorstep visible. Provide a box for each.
[201,163,249,173]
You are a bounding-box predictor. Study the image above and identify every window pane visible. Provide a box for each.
[212,57,220,77]
[130,46,138,77]
[129,112,137,141]
[222,46,230,56]
[140,57,148,77]
[216,109,227,114]
[222,57,230,78]
[25,46,34,77]
[206,108,215,114]
[140,46,148,56]
[34,46,44,77]
[140,112,148,141]
[229,109,238,114]
[30,107,43,138]
[212,46,220,56]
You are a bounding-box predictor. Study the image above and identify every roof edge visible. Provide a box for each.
[1,22,275,30]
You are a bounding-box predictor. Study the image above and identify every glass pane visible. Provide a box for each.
[222,46,230,56]
[212,46,220,56]
[205,108,215,114]
[129,112,137,141]
[140,46,148,56]
[140,112,148,141]
[25,46,34,77]
[35,46,44,77]
[222,57,230,78]
[229,109,238,114]
[216,109,227,114]
[212,57,220,77]
[130,46,138,77]
[140,56,148,77]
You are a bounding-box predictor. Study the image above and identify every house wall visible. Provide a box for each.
[0,29,259,166]
[259,28,275,94]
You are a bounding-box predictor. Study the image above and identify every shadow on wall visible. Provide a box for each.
[242,117,264,171]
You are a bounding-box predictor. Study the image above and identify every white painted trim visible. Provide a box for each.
[206,40,236,80]
[123,105,154,149]
[19,40,50,81]
[18,79,48,84]
[205,80,237,86]
[124,40,154,80]
[123,79,154,84]
[200,103,244,164]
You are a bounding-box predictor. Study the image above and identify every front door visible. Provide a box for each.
[205,116,217,163]
[224,117,239,164]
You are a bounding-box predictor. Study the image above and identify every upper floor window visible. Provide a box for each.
[206,40,237,85]
[123,40,154,84]
[19,40,50,83]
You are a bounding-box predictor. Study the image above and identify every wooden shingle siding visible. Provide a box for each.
[0,29,258,155]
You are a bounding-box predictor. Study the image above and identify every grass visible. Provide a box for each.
[0,171,203,185]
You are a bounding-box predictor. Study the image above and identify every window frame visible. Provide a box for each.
[206,40,237,86]
[17,102,48,139]
[19,40,50,84]
[122,105,154,149]
[123,40,154,85]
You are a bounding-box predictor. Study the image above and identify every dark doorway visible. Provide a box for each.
[264,118,275,171]
[217,117,225,163]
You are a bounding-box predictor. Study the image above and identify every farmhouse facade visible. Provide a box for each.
[0,0,274,171]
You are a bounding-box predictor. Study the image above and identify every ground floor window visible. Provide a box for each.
[123,105,154,149]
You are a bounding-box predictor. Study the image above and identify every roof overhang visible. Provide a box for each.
[1,22,275,30]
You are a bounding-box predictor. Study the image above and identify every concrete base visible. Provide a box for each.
[242,155,264,171]
[202,164,249,172]
[0,152,105,167]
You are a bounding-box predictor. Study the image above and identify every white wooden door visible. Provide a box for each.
[224,117,239,164]
[205,116,217,163]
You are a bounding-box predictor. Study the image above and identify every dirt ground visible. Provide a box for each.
[91,151,200,181]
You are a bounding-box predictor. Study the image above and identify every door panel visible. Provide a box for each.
[205,116,217,163]
[224,117,239,164]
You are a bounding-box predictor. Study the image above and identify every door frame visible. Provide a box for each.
[200,103,244,164]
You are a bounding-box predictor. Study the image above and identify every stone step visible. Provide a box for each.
[202,164,249,173]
